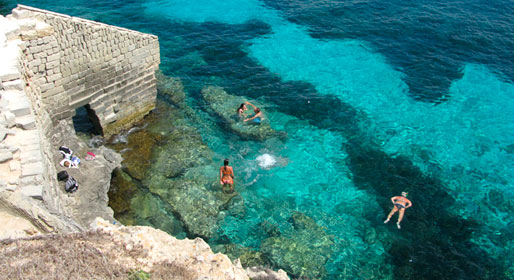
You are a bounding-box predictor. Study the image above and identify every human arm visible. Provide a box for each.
[219,167,224,184]
[244,111,262,122]
[245,101,257,110]
[405,199,413,208]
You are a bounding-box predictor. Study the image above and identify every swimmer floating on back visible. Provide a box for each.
[384,191,412,229]
[244,101,263,124]
[220,158,235,193]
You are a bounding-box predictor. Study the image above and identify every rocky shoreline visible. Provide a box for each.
[0,5,289,279]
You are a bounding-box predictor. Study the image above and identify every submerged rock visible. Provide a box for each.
[108,168,139,215]
[212,243,271,268]
[201,86,286,141]
[261,211,334,279]
[146,174,221,240]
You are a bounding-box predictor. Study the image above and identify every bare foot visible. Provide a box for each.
[396,222,401,229]
[384,219,390,224]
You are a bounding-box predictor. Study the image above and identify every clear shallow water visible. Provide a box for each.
[4,0,514,279]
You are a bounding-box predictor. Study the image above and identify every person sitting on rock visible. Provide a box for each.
[244,102,263,124]
[219,158,235,193]
[237,103,248,118]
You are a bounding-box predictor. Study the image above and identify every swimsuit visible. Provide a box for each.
[221,167,233,185]
[252,117,261,124]
[394,203,406,209]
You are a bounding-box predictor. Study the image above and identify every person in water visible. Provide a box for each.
[237,103,248,117]
[384,191,412,229]
[244,102,263,124]
[219,158,235,193]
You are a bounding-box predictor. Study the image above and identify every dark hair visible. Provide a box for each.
[255,108,261,113]
[223,159,229,171]
[237,103,245,114]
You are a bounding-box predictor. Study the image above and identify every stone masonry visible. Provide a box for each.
[12,4,160,138]
[0,5,159,236]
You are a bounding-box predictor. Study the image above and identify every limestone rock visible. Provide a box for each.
[261,211,334,279]
[2,111,16,128]
[201,86,287,141]
[91,217,251,280]
[0,150,13,162]
[0,191,83,233]
[245,267,290,280]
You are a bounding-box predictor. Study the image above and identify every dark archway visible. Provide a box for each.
[72,104,104,136]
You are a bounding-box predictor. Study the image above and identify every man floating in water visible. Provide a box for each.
[384,191,412,229]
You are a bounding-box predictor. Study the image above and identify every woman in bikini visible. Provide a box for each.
[237,103,248,117]
[384,191,412,229]
[219,159,235,192]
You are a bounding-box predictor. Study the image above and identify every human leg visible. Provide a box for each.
[396,209,405,229]
[384,207,398,223]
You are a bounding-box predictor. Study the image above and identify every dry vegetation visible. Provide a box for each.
[0,231,197,280]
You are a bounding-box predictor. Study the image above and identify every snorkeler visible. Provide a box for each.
[384,191,412,229]
[219,158,235,192]
[237,103,248,117]
[244,102,263,124]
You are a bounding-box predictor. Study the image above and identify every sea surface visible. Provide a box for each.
[3,0,514,279]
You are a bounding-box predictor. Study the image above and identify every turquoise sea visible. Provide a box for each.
[3,0,514,279]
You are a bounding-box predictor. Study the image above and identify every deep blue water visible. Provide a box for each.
[3,0,514,279]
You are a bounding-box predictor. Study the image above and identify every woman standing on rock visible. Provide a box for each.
[220,159,235,193]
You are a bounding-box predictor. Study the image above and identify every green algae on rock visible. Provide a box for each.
[156,71,187,107]
[261,211,334,279]
[201,86,286,141]
[108,168,139,218]
[212,243,271,268]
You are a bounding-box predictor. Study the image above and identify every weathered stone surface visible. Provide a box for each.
[21,161,44,177]
[20,185,43,200]
[0,150,13,162]
[0,191,83,233]
[261,212,334,279]
[91,218,252,280]
[3,111,16,128]
[16,115,36,129]
[245,266,290,280]
[202,86,287,141]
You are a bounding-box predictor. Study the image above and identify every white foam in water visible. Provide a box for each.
[256,153,276,169]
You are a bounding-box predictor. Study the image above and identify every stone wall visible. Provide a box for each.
[0,5,159,234]
[13,4,160,138]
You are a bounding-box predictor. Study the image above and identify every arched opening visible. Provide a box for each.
[72,104,104,136]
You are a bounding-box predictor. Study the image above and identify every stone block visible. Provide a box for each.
[2,79,24,91]
[9,99,31,117]
[40,82,55,92]
[20,185,43,200]
[46,53,60,62]
[20,150,42,164]
[21,162,44,177]
[21,30,39,41]
[16,115,36,130]
[0,147,13,162]
[46,72,62,83]
[36,21,54,37]
[46,60,60,70]
[9,160,20,171]
[2,111,16,128]
[11,8,31,19]
[20,174,43,185]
